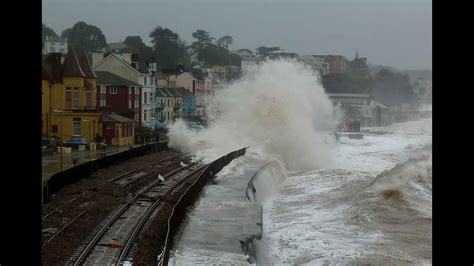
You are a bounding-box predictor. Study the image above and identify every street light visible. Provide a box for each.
[53,109,63,171]
[82,119,92,161]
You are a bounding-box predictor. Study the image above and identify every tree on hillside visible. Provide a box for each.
[42,24,58,48]
[216,35,233,50]
[198,44,229,66]
[229,53,242,68]
[149,26,189,68]
[373,69,417,107]
[191,29,214,53]
[123,36,154,62]
[61,28,72,39]
[61,21,107,52]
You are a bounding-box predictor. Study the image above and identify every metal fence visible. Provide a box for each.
[43,141,169,203]
[159,147,247,265]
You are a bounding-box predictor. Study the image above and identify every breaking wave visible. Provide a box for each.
[168,59,339,170]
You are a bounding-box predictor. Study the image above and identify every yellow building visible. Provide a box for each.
[100,112,135,146]
[42,49,101,143]
[212,65,226,76]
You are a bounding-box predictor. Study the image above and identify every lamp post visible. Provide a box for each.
[82,119,92,161]
[53,109,63,171]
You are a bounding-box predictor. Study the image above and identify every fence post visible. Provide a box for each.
[43,180,49,203]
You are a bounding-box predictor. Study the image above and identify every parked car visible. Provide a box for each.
[42,138,57,151]
[63,136,89,150]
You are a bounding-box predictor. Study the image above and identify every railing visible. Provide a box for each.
[43,141,169,203]
[159,147,247,265]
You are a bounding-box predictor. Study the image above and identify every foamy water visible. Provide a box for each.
[258,117,432,265]
[167,60,432,265]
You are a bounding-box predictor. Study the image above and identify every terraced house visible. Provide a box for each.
[42,49,100,143]
[155,88,183,125]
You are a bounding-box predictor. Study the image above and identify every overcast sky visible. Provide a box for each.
[42,0,431,70]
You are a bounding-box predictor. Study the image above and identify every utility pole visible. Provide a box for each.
[54,110,64,171]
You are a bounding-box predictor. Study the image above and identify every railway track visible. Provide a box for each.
[42,153,188,221]
[68,163,207,265]
[42,153,190,250]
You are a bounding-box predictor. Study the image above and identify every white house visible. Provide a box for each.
[299,55,329,78]
[136,62,158,128]
[43,36,68,55]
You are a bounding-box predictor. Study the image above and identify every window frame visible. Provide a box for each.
[110,86,118,94]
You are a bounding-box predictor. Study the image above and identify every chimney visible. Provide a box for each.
[121,52,132,65]
[91,51,105,68]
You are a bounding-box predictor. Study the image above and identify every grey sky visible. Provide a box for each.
[42,0,431,70]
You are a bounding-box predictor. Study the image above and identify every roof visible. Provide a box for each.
[175,87,194,96]
[156,87,190,97]
[93,53,140,75]
[42,53,63,83]
[78,49,97,78]
[95,71,141,86]
[191,69,206,79]
[62,48,85,77]
[327,93,370,98]
[266,50,287,54]
[100,112,135,123]
[107,42,128,50]
[234,48,253,54]
[327,93,371,106]
[45,36,67,43]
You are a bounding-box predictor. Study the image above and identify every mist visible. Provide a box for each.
[168,59,338,170]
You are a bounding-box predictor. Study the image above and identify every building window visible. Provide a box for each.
[50,47,54,52]
[170,81,175,87]
[85,88,92,108]
[52,125,58,133]
[100,85,106,94]
[129,87,132,94]
[144,109,147,121]
[144,92,148,104]
[135,99,139,107]
[65,87,72,108]
[73,121,81,136]
[135,87,139,95]
[110,86,117,94]
[144,77,147,86]
[167,99,170,107]
[100,99,106,107]
[150,93,153,102]
[73,88,80,109]
[129,99,132,108]
[135,113,139,121]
